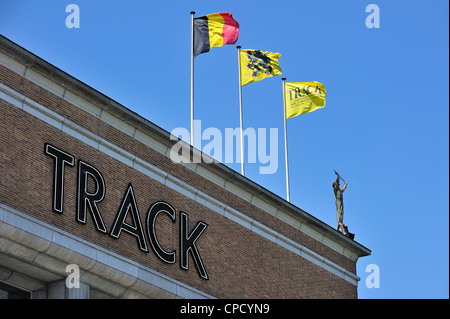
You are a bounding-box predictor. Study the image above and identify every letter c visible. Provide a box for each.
[146,201,176,264]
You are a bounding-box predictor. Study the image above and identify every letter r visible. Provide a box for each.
[77,160,107,233]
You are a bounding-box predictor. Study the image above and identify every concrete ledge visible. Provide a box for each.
[0,203,215,299]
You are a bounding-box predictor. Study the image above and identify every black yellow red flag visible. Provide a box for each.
[193,13,239,57]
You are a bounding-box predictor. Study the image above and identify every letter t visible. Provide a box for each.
[44,144,74,213]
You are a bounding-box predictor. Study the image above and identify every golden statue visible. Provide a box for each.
[333,171,354,239]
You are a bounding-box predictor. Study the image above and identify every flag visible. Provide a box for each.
[193,13,239,57]
[284,81,326,119]
[240,49,282,86]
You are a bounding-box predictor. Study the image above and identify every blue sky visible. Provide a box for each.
[0,0,448,299]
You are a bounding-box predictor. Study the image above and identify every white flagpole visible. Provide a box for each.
[190,11,195,146]
[237,46,245,176]
[282,78,290,202]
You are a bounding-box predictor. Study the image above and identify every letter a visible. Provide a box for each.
[65,264,80,288]
[66,4,80,28]
[365,4,380,29]
[110,184,149,253]
[365,264,380,288]
[170,127,191,164]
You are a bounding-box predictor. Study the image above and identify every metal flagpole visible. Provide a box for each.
[190,11,195,146]
[282,78,290,202]
[237,46,245,176]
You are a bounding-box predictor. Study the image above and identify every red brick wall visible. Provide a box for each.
[0,63,357,298]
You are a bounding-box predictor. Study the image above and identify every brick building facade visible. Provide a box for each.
[0,35,370,299]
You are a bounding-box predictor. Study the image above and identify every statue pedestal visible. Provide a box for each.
[345,232,355,240]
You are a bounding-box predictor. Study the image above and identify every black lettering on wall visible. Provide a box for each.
[44,143,75,213]
[110,184,149,253]
[180,212,209,280]
[146,201,176,264]
[76,160,107,233]
[45,143,210,280]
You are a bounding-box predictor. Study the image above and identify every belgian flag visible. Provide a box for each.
[193,13,239,57]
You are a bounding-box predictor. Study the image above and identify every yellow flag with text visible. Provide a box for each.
[240,49,282,86]
[284,82,326,119]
